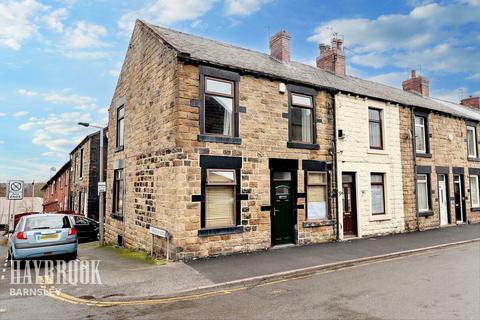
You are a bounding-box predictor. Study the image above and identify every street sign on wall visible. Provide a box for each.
[7,180,24,200]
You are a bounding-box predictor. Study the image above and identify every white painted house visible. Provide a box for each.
[335,93,405,239]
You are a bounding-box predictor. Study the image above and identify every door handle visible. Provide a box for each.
[274,209,279,216]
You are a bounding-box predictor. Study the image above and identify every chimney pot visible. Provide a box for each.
[411,70,416,78]
[269,30,291,63]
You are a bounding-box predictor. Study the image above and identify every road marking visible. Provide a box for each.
[40,242,478,307]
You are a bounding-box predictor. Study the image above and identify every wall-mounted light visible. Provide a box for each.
[279,82,286,93]
[448,134,454,141]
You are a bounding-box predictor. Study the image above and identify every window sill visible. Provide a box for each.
[110,212,124,221]
[367,148,388,155]
[198,226,243,237]
[369,214,392,222]
[115,146,124,153]
[471,207,480,212]
[467,157,480,162]
[416,153,432,158]
[287,142,320,150]
[197,134,241,145]
[418,210,433,217]
[303,220,334,228]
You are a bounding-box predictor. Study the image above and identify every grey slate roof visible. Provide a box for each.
[143,21,480,121]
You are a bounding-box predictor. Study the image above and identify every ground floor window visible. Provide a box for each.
[417,174,430,212]
[205,169,236,228]
[371,173,385,215]
[306,171,327,220]
[470,175,480,208]
[113,169,124,215]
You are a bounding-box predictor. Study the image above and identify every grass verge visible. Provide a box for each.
[99,245,166,265]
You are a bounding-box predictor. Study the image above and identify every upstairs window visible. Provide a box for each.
[205,169,236,228]
[290,93,313,144]
[79,148,84,179]
[368,108,383,149]
[415,116,427,154]
[467,125,477,158]
[116,105,125,148]
[307,172,327,220]
[204,77,234,137]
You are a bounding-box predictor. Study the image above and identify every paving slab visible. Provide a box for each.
[187,224,480,283]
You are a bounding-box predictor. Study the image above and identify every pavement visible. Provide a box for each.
[1,223,479,302]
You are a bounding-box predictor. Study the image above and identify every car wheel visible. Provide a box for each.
[7,249,11,260]
[96,232,100,241]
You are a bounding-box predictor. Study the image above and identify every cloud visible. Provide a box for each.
[18,88,38,96]
[42,151,65,158]
[367,72,409,88]
[467,72,480,80]
[0,112,6,117]
[431,87,467,103]
[308,1,480,74]
[118,0,217,33]
[0,0,44,49]
[0,140,5,145]
[14,111,29,118]
[18,88,98,110]
[64,21,108,49]
[19,112,93,136]
[43,7,68,33]
[224,0,272,16]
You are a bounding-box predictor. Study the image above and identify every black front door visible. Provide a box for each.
[272,173,294,245]
[454,175,465,222]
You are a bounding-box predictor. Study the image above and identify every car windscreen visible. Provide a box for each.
[24,215,71,231]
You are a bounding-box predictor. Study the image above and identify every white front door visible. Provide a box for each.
[438,175,448,226]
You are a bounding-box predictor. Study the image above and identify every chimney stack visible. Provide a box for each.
[269,30,291,63]
[402,70,429,96]
[316,36,346,77]
[460,96,480,109]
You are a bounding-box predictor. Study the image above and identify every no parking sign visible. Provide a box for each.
[7,180,24,200]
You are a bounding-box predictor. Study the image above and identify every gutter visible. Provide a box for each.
[411,106,420,231]
[332,90,340,240]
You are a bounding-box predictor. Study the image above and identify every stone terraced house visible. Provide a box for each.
[104,20,480,260]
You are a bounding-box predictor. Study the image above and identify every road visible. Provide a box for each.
[0,242,479,320]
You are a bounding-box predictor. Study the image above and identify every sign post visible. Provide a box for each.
[149,226,170,262]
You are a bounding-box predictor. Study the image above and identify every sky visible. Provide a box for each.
[0,0,479,183]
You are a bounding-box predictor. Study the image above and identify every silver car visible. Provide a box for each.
[8,214,78,263]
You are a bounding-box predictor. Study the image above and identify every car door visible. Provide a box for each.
[73,216,91,239]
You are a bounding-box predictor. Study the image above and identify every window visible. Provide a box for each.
[307,172,327,220]
[467,125,477,158]
[116,105,125,148]
[371,173,385,215]
[113,169,125,214]
[417,174,430,212]
[290,93,314,144]
[78,191,83,214]
[415,116,427,154]
[79,148,84,178]
[205,169,236,228]
[470,175,480,208]
[204,77,234,136]
[368,108,383,149]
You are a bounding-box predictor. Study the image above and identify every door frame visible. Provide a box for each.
[437,173,451,226]
[342,172,358,237]
[269,159,298,246]
[453,174,466,223]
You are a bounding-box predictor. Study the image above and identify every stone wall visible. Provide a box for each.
[336,94,404,238]
[400,107,480,231]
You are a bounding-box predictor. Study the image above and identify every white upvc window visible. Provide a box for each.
[417,174,430,211]
[415,116,427,153]
[470,175,480,208]
[467,126,477,158]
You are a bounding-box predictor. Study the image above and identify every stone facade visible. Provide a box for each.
[335,94,405,238]
[69,131,107,220]
[400,107,480,231]
[104,21,338,260]
[42,161,71,212]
